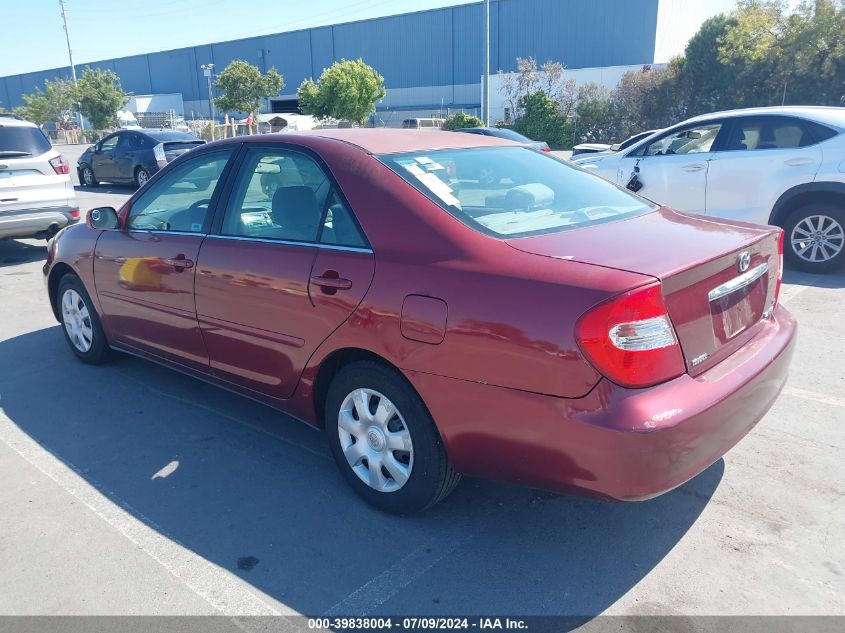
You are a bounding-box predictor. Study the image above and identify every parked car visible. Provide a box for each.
[401,118,444,129]
[44,129,796,513]
[571,130,660,159]
[0,115,78,240]
[454,127,551,152]
[77,129,205,189]
[572,106,845,273]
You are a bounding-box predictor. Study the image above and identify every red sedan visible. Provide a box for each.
[44,130,796,513]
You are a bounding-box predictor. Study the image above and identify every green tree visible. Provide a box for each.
[13,78,76,126]
[74,67,128,130]
[511,91,571,148]
[214,60,284,123]
[572,83,616,144]
[442,112,484,130]
[297,59,385,125]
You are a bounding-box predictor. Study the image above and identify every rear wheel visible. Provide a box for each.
[783,204,845,273]
[81,165,98,187]
[325,361,460,514]
[57,274,112,364]
[135,167,151,188]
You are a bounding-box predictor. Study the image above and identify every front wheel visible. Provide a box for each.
[80,165,98,187]
[325,361,460,514]
[783,204,845,273]
[57,274,113,364]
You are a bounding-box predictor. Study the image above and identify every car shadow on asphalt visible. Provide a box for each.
[0,326,724,619]
[0,239,47,267]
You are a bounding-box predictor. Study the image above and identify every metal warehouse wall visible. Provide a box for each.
[0,0,659,114]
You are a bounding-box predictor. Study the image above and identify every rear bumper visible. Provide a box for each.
[0,205,79,239]
[410,304,797,500]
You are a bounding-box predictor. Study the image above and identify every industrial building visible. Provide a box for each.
[0,0,660,126]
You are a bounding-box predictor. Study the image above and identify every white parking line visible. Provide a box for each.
[0,408,294,617]
[784,386,845,408]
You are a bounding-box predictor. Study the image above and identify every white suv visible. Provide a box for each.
[0,115,79,240]
[572,106,845,273]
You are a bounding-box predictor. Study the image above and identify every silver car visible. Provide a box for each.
[0,115,79,240]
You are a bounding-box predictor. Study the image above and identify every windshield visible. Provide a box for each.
[0,125,52,156]
[380,147,655,238]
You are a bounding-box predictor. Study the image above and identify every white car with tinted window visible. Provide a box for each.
[0,115,79,240]
[572,106,845,273]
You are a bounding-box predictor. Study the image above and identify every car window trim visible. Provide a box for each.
[122,145,239,235]
[208,141,371,249]
[204,233,373,253]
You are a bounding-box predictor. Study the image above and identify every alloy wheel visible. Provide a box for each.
[790,214,844,263]
[82,167,94,186]
[61,288,93,353]
[137,169,149,187]
[337,388,413,493]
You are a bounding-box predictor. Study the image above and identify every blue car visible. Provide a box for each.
[77,129,205,189]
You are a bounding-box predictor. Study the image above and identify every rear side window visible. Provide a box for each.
[803,119,839,144]
[381,146,655,238]
[720,116,827,151]
[0,125,52,156]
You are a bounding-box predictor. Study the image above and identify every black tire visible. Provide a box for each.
[56,273,113,364]
[783,203,845,273]
[135,167,151,189]
[325,361,460,514]
[80,165,98,187]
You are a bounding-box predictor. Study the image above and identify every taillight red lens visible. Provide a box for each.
[775,229,784,306]
[542,147,552,152]
[49,155,70,175]
[575,283,686,388]
[69,209,80,218]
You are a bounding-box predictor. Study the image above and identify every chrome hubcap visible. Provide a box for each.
[338,388,413,493]
[138,170,148,186]
[791,214,844,263]
[61,289,93,353]
[83,168,93,185]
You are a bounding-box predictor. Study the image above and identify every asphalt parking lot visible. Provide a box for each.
[0,144,843,620]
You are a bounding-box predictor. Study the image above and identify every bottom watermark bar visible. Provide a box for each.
[0,616,842,633]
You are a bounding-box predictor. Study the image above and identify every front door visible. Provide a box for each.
[195,146,374,399]
[94,148,235,369]
[617,121,726,214]
[113,132,143,183]
[92,133,120,181]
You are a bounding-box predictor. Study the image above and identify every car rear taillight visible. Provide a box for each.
[576,283,686,388]
[153,143,167,167]
[775,229,784,305]
[542,147,552,152]
[49,155,69,174]
[69,209,79,219]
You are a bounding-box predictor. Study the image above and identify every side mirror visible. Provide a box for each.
[610,143,622,151]
[87,206,119,230]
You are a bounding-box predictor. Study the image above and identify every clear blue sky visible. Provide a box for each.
[0,0,749,77]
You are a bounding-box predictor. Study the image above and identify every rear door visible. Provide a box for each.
[92,133,120,180]
[705,115,823,224]
[94,148,235,369]
[195,145,374,399]
[616,121,727,213]
[113,132,142,182]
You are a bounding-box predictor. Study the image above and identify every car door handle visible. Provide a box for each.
[682,163,706,172]
[311,274,352,291]
[785,157,814,166]
[164,256,194,270]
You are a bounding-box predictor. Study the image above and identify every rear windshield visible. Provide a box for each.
[144,131,199,141]
[488,128,531,143]
[380,147,655,238]
[0,125,52,156]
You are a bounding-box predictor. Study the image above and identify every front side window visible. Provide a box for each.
[126,150,232,232]
[221,147,367,247]
[640,123,722,156]
[381,147,655,238]
[99,135,119,152]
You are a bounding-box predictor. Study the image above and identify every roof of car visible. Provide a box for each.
[0,115,36,128]
[270,128,517,154]
[685,106,845,129]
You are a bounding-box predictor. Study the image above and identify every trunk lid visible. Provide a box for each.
[163,141,204,162]
[506,208,781,376]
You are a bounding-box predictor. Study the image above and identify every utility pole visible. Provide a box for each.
[482,0,490,126]
[201,63,215,140]
[59,0,84,132]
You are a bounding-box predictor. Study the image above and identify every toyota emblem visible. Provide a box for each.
[738,251,751,272]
